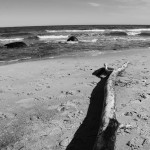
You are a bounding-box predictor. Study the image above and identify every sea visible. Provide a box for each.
[0,25,150,62]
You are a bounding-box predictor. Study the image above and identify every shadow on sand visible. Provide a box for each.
[66,68,112,150]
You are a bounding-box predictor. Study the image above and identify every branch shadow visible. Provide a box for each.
[66,68,112,150]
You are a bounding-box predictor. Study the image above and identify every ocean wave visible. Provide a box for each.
[46,29,105,33]
[126,28,150,36]
[103,29,139,36]
[0,57,31,64]
[126,38,147,41]
[81,39,98,42]
[127,31,141,36]
[105,31,128,36]
[46,28,150,37]
[111,28,150,32]
[137,32,150,36]
[106,28,150,36]
[38,35,68,40]
[1,32,32,37]
[25,35,39,40]
[127,28,150,32]
[0,38,24,42]
[67,41,79,44]
[110,29,125,32]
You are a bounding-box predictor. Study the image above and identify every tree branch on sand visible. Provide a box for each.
[93,62,129,150]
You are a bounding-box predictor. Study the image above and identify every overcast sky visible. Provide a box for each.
[0,0,150,27]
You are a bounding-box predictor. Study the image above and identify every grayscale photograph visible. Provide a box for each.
[0,0,150,150]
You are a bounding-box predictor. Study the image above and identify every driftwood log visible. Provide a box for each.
[93,62,129,150]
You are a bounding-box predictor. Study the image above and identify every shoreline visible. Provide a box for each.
[0,47,149,67]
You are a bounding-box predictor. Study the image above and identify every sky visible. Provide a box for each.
[0,0,150,27]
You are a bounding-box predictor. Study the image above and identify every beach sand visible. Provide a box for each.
[0,48,150,150]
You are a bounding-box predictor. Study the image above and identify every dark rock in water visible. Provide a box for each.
[4,42,27,48]
[67,36,78,41]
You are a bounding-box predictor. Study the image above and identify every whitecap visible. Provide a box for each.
[91,39,98,42]
[20,57,31,60]
[110,29,125,32]
[0,38,24,42]
[127,28,150,36]
[106,28,150,36]
[127,31,141,36]
[38,35,68,40]
[67,41,78,44]
[127,28,150,32]
[81,39,98,42]
[46,29,105,33]
[8,59,20,62]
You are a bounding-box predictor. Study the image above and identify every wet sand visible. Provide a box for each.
[0,48,150,150]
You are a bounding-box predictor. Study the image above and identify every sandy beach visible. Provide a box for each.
[0,48,150,150]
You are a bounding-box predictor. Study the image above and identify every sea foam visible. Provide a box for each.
[0,38,24,42]
[127,28,150,36]
[46,29,105,33]
[38,35,68,40]
[46,28,150,37]
[81,39,98,42]
[127,28,150,32]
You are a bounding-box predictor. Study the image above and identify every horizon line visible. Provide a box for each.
[0,24,150,28]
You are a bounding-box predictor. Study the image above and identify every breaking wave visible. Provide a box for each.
[106,28,150,36]
[46,29,105,33]
[127,28,150,32]
[0,38,24,43]
[137,32,150,36]
[105,31,128,36]
[126,28,150,36]
[0,57,31,64]
[46,28,150,37]
[81,39,98,42]
[0,32,32,37]
[38,35,68,40]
